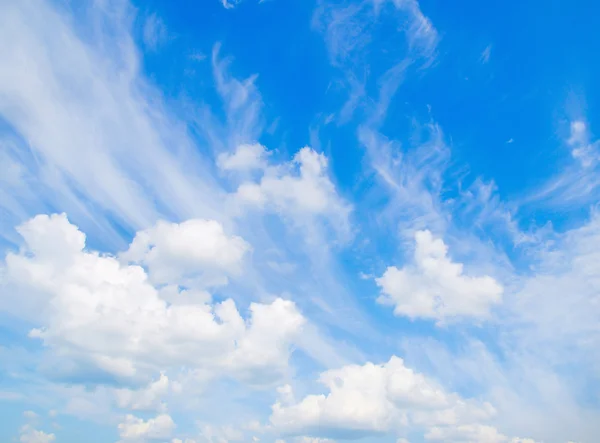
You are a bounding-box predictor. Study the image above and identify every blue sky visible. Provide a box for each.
[1,0,599,442]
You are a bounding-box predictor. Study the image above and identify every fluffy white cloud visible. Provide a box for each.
[234,147,351,232]
[270,356,496,440]
[568,120,599,168]
[424,424,538,442]
[121,219,250,287]
[4,214,305,386]
[19,426,55,443]
[376,230,503,323]
[23,410,38,419]
[199,423,244,442]
[218,143,268,172]
[118,413,175,442]
[275,439,335,443]
[115,373,172,412]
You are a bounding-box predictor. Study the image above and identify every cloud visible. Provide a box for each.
[391,0,439,60]
[3,213,305,387]
[480,45,492,64]
[209,44,264,149]
[121,218,250,287]
[0,0,224,248]
[115,373,171,412]
[217,143,269,172]
[221,0,243,9]
[118,413,175,442]
[19,425,55,443]
[269,355,502,440]
[425,424,536,442]
[23,410,39,419]
[508,212,600,369]
[358,124,450,238]
[314,0,438,66]
[567,120,599,168]
[313,0,438,125]
[527,119,600,206]
[375,230,503,323]
[233,147,352,236]
[143,13,168,51]
[198,423,244,442]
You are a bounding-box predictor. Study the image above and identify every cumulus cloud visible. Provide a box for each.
[270,356,497,440]
[218,143,269,172]
[234,147,351,234]
[425,424,537,442]
[567,120,599,168]
[4,213,305,386]
[121,218,250,287]
[115,373,172,412]
[118,413,175,442]
[198,423,244,442]
[19,425,55,443]
[376,230,503,323]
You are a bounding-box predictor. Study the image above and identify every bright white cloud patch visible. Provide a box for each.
[121,218,250,287]
[4,214,305,386]
[235,147,351,232]
[218,143,269,171]
[568,120,599,168]
[115,373,172,412]
[118,413,175,442]
[19,425,55,443]
[376,230,503,323]
[269,356,509,441]
[425,424,537,442]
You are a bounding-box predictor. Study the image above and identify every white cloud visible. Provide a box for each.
[118,413,175,442]
[234,147,351,234]
[115,373,171,412]
[0,0,224,247]
[392,0,439,60]
[270,356,496,440]
[425,424,535,442]
[4,213,305,386]
[143,13,168,51]
[199,423,244,442]
[218,143,269,172]
[358,124,450,238]
[23,410,38,419]
[274,438,336,443]
[376,230,503,323]
[19,425,55,443]
[567,120,599,168]
[294,438,336,443]
[221,0,242,9]
[507,212,600,373]
[480,45,492,64]
[210,44,264,149]
[527,118,600,205]
[121,218,250,287]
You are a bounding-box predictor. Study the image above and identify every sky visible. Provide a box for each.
[0,0,599,442]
